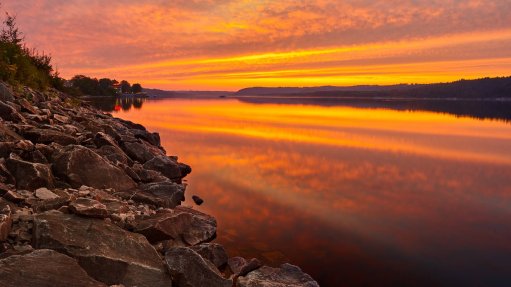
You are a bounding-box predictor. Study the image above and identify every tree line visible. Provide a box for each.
[0,6,143,97]
[68,75,143,97]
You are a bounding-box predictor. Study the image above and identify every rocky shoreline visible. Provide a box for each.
[0,82,319,287]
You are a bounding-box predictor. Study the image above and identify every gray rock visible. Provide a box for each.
[134,206,216,245]
[237,263,319,287]
[190,243,228,269]
[0,249,107,287]
[69,198,109,218]
[33,212,172,287]
[165,247,232,287]
[143,155,182,180]
[6,154,54,190]
[51,145,136,191]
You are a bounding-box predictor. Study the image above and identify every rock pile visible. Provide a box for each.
[0,82,319,286]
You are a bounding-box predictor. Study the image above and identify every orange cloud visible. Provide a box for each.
[3,0,511,90]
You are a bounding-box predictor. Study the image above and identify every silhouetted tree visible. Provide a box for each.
[132,83,142,93]
[120,80,131,94]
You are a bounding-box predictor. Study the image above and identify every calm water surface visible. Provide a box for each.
[107,98,511,286]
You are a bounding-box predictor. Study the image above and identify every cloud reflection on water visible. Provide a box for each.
[115,99,511,286]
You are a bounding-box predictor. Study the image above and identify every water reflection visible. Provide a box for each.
[236,96,511,122]
[111,99,511,286]
[86,96,146,112]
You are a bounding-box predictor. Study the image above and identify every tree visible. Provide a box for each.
[131,83,142,93]
[120,80,131,94]
[70,75,99,96]
[1,12,23,45]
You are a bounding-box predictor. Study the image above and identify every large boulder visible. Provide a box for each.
[21,128,78,145]
[0,249,108,287]
[96,145,132,165]
[32,212,172,287]
[137,181,185,208]
[237,263,319,287]
[190,243,228,269]
[165,247,232,287]
[121,140,165,163]
[51,145,136,191]
[134,206,216,245]
[143,155,182,180]
[6,154,54,190]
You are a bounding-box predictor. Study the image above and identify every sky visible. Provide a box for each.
[3,0,511,91]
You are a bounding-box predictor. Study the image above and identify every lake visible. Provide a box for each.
[94,96,511,286]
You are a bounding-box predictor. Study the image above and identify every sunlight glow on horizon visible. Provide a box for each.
[4,0,511,90]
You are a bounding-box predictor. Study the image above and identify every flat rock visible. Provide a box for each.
[0,249,107,287]
[33,212,172,287]
[6,154,54,190]
[134,206,217,245]
[237,263,319,287]
[51,145,136,191]
[165,247,232,287]
[190,243,228,269]
[69,198,109,218]
[35,187,59,200]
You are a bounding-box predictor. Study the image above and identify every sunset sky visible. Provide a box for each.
[3,0,511,90]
